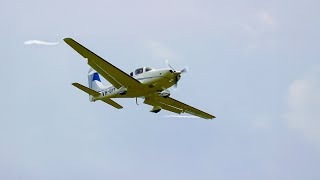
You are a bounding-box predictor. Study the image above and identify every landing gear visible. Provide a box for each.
[159,90,170,98]
[150,106,161,113]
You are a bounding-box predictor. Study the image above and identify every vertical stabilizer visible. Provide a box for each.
[88,68,105,91]
[88,68,105,101]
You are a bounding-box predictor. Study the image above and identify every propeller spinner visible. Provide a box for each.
[165,60,188,88]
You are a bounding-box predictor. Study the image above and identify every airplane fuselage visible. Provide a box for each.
[92,68,180,101]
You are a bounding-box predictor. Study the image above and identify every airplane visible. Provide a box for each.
[64,38,215,119]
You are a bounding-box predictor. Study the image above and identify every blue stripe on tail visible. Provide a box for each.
[92,72,101,82]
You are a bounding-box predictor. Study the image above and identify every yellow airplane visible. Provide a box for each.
[64,38,215,119]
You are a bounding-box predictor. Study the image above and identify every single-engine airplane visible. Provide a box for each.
[64,38,215,119]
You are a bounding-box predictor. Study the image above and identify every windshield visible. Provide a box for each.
[135,68,143,75]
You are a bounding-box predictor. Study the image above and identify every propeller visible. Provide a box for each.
[174,76,179,88]
[165,59,176,71]
[165,60,188,88]
[180,66,189,73]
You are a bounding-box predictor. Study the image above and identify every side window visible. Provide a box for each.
[145,67,152,72]
[130,72,133,76]
[135,68,143,75]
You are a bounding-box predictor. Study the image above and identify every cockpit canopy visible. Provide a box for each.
[130,67,153,76]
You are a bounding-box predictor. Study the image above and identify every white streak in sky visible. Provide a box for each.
[24,40,59,46]
[163,115,200,119]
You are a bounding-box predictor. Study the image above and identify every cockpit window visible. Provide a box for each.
[130,72,133,76]
[145,67,152,72]
[135,68,143,75]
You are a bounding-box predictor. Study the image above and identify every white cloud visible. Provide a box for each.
[24,40,59,46]
[285,66,320,146]
[259,10,274,25]
[240,10,276,49]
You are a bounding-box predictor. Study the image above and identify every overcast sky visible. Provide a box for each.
[1,0,320,179]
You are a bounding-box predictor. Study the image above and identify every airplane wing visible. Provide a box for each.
[64,38,144,90]
[144,96,215,119]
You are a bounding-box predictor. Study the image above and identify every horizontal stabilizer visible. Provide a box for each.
[102,99,123,109]
[73,83,122,109]
[72,83,100,96]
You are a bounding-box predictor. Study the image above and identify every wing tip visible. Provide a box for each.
[63,38,76,47]
[204,116,215,120]
[71,82,80,87]
[63,37,73,42]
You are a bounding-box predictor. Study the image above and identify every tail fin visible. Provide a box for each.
[88,68,105,92]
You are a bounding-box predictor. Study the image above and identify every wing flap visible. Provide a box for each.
[152,96,215,119]
[144,98,183,114]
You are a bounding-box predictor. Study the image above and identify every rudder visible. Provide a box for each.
[88,68,105,92]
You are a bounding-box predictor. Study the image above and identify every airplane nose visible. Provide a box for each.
[172,71,181,80]
[177,74,181,81]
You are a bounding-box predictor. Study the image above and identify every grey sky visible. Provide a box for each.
[1,0,320,179]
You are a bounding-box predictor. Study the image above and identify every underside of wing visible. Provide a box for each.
[144,98,183,114]
[144,96,215,119]
[64,38,144,90]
